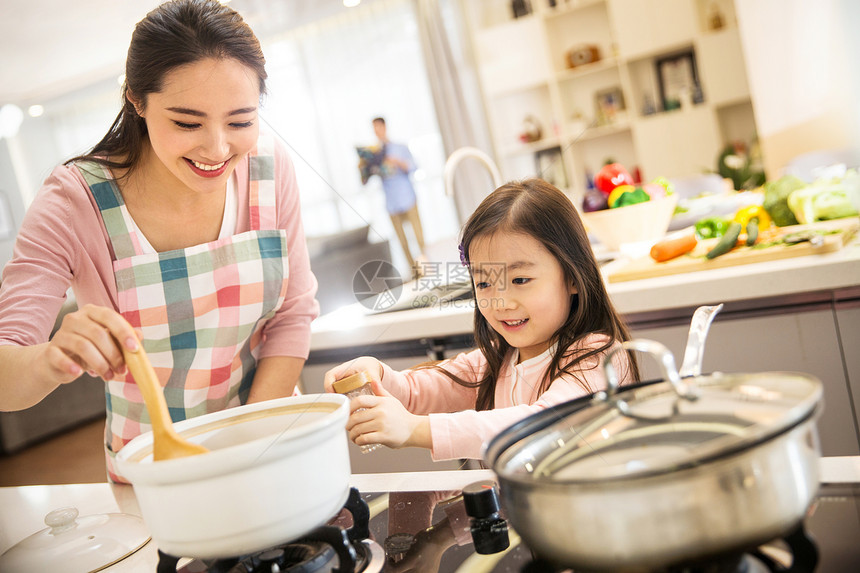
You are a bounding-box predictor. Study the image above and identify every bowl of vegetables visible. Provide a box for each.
[581,163,678,255]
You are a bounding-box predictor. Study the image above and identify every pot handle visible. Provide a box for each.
[603,339,700,415]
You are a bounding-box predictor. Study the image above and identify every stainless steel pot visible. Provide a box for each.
[115,393,350,559]
[485,340,823,572]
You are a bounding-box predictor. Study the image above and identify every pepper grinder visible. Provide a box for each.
[462,480,510,554]
[332,371,381,453]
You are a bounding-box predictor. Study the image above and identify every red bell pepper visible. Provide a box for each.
[594,163,634,196]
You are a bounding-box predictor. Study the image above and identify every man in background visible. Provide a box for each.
[365,117,426,274]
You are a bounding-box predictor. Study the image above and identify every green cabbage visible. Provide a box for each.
[762,175,805,226]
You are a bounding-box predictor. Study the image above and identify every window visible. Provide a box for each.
[260,0,459,273]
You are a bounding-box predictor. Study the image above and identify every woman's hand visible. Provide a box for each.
[347,380,431,449]
[41,304,139,383]
[323,356,384,392]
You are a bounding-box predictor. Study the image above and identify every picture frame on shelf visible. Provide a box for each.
[511,0,532,19]
[594,86,625,125]
[656,50,701,112]
[534,146,569,190]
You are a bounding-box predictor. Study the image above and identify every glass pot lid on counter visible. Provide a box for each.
[489,340,823,483]
[0,506,150,573]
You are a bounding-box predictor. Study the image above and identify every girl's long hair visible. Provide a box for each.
[438,178,639,410]
[65,0,267,174]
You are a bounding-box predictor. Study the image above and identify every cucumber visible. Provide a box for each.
[745,218,759,246]
[706,222,742,259]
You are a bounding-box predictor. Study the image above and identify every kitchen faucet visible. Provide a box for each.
[443,146,503,206]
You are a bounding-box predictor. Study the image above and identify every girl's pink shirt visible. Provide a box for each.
[380,334,634,460]
[0,137,319,358]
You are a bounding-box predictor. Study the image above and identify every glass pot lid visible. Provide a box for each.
[0,506,150,573]
[490,340,823,483]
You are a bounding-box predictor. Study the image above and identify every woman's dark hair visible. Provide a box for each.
[66,0,267,173]
[440,178,639,410]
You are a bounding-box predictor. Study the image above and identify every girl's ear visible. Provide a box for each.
[127,91,144,117]
[568,281,578,296]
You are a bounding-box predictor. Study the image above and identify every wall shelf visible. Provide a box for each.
[556,57,619,82]
[463,0,760,205]
[501,135,565,158]
[544,0,608,20]
[574,120,632,143]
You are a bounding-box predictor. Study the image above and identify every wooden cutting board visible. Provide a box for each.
[608,217,860,283]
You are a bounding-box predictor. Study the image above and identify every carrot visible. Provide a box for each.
[650,233,698,262]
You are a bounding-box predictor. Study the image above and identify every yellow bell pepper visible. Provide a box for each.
[607,185,635,208]
[733,205,772,230]
[733,205,771,246]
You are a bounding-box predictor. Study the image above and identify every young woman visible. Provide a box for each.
[0,0,318,481]
[325,178,639,460]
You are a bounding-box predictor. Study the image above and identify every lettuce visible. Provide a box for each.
[787,172,860,224]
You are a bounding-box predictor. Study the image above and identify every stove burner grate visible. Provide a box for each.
[160,488,373,573]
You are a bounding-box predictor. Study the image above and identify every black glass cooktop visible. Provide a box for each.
[361,482,860,573]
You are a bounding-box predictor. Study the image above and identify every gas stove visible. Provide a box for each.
[160,480,860,573]
[166,488,383,573]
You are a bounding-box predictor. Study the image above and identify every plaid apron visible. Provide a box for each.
[77,134,289,482]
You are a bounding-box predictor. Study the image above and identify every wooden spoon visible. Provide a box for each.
[121,344,209,461]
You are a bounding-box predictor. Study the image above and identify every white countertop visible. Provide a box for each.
[2,459,858,569]
[310,238,860,352]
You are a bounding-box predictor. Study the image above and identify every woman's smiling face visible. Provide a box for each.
[133,57,260,196]
[469,232,577,362]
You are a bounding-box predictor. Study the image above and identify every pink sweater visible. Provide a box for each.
[0,138,319,359]
[380,334,634,460]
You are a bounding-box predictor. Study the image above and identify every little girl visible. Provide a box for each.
[324,178,639,460]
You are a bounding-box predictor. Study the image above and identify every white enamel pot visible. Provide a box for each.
[114,393,350,559]
[485,340,823,571]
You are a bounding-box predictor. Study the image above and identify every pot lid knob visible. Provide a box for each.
[45,507,79,535]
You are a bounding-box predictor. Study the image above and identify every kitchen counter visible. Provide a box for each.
[0,470,492,572]
[309,236,860,354]
[1,459,859,570]
[303,235,860,464]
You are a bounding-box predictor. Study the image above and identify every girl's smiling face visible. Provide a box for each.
[132,57,260,196]
[469,232,577,362]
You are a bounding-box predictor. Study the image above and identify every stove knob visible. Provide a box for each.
[258,548,285,571]
[384,532,416,563]
[462,481,510,554]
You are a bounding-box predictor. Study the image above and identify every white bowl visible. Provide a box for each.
[582,194,678,256]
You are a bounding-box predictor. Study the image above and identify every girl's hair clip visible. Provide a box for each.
[458,242,469,267]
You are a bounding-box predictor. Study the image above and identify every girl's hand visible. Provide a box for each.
[41,304,139,383]
[323,356,384,392]
[346,380,431,449]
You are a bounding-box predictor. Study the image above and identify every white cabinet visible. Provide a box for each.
[696,26,751,106]
[608,0,697,59]
[632,105,722,181]
[474,16,551,96]
[835,301,860,450]
[632,307,860,457]
[463,0,760,203]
